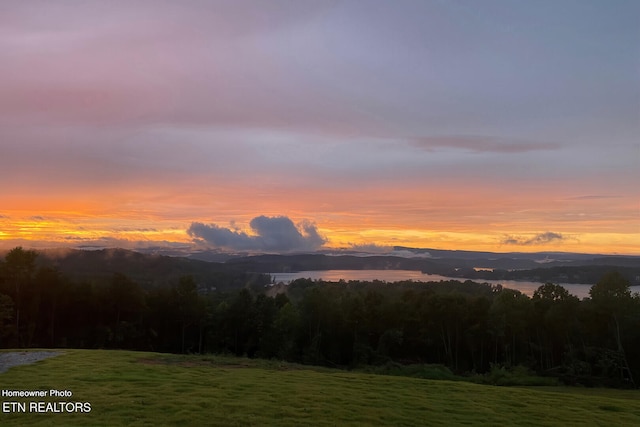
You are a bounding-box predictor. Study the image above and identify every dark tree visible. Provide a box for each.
[2,247,38,346]
[0,293,13,346]
[588,271,636,386]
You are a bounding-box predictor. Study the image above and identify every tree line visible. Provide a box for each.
[1,247,638,387]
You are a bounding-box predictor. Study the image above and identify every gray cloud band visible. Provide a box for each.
[502,232,565,246]
[188,215,326,252]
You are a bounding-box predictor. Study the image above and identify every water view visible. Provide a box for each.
[270,269,640,300]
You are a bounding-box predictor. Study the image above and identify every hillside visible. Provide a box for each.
[1,349,639,426]
[227,252,640,285]
[35,248,269,289]
[3,247,639,289]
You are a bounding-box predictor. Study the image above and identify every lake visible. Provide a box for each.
[270,269,640,299]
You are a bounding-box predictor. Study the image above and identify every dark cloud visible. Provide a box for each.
[502,232,565,246]
[410,136,560,154]
[188,215,326,252]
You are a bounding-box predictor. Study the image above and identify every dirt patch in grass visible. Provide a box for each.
[136,358,165,365]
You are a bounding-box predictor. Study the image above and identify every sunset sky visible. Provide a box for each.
[1,0,639,254]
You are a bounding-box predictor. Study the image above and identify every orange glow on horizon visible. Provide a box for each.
[1,212,638,255]
[1,179,638,254]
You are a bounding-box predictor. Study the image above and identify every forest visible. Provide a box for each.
[1,247,638,388]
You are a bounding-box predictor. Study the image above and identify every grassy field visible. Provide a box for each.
[1,349,639,426]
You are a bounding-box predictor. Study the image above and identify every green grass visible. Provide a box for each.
[1,349,639,426]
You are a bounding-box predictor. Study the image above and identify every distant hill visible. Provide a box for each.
[3,247,638,288]
[225,253,447,274]
[226,251,640,285]
[34,248,268,290]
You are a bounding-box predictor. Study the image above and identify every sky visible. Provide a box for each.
[1,0,639,255]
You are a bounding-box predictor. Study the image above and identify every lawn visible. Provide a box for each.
[1,349,639,426]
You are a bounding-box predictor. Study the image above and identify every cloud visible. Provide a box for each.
[410,136,560,154]
[113,227,159,233]
[187,215,326,252]
[0,236,188,251]
[389,249,432,259]
[564,195,621,200]
[502,232,565,246]
[346,243,393,253]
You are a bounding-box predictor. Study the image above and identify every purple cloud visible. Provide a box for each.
[188,215,326,252]
[410,136,560,154]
